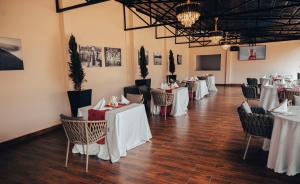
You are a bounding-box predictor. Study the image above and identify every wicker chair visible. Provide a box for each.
[237,106,274,160]
[127,93,144,104]
[151,90,174,120]
[246,78,260,95]
[61,117,108,172]
[241,84,259,102]
[284,90,300,105]
[187,81,197,101]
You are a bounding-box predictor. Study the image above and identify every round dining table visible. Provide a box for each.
[267,106,300,176]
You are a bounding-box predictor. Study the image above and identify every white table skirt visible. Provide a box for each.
[195,80,209,100]
[151,87,189,117]
[73,103,152,163]
[206,76,218,92]
[267,106,300,176]
[259,85,279,111]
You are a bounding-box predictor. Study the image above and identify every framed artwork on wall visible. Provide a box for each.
[104,47,121,67]
[0,37,24,71]
[177,54,182,65]
[153,52,162,65]
[239,45,266,61]
[79,45,102,67]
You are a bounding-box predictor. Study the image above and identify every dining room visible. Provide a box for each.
[1,0,300,183]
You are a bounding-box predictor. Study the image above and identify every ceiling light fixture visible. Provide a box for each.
[176,0,201,28]
[221,32,231,50]
[209,17,223,45]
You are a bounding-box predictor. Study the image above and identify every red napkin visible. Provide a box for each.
[88,109,108,144]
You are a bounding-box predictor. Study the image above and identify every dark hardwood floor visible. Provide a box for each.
[1,87,300,184]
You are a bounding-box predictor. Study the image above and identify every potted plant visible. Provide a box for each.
[67,35,92,117]
[167,50,176,83]
[135,46,151,88]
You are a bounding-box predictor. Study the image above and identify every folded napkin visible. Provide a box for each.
[93,98,106,110]
[262,74,267,78]
[173,82,179,88]
[271,99,288,113]
[263,80,270,86]
[160,82,168,90]
[121,95,130,104]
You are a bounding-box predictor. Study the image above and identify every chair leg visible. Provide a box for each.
[243,135,252,160]
[164,106,167,120]
[85,144,89,172]
[65,140,70,167]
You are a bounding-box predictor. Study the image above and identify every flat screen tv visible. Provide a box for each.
[196,54,221,71]
[239,45,266,61]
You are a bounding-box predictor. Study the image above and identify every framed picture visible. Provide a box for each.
[104,47,121,67]
[79,45,102,67]
[138,50,149,65]
[177,54,182,65]
[239,45,266,61]
[153,52,162,65]
[0,37,24,70]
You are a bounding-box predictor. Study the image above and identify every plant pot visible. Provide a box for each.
[167,75,177,83]
[135,78,151,88]
[67,89,92,117]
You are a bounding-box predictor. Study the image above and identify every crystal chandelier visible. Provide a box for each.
[209,17,223,44]
[221,32,231,50]
[176,0,201,28]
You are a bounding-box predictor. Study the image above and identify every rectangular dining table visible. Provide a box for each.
[72,103,152,163]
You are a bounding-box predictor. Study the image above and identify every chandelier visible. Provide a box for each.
[209,17,223,44]
[221,32,231,50]
[176,0,201,28]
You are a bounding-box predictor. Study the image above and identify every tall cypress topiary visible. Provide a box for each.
[169,50,175,75]
[68,35,85,91]
[139,46,148,79]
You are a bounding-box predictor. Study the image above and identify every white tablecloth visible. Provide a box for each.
[195,80,209,100]
[72,103,152,163]
[206,76,218,92]
[259,85,279,111]
[151,87,189,117]
[267,106,300,176]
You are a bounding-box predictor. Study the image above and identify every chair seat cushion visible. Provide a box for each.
[294,95,300,106]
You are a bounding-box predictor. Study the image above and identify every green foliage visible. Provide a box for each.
[68,35,86,91]
[139,46,148,79]
[169,50,175,75]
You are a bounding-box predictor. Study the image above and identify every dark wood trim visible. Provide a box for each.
[216,84,241,87]
[0,124,62,150]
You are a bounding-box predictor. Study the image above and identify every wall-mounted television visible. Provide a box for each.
[196,54,221,71]
[239,45,266,61]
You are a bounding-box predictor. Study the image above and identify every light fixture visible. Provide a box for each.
[176,0,201,28]
[209,17,223,44]
[221,32,231,50]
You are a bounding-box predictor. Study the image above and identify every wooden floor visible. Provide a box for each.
[1,87,300,184]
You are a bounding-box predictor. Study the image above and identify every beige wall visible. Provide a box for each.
[0,0,190,142]
[188,41,300,84]
[0,0,69,142]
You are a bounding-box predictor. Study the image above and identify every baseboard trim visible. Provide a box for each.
[0,124,62,150]
[216,84,241,87]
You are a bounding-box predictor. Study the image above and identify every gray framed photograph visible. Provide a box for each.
[0,37,24,71]
[104,47,121,67]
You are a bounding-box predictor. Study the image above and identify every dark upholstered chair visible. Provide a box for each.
[247,78,258,86]
[237,106,274,160]
[246,78,261,95]
[241,84,259,102]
